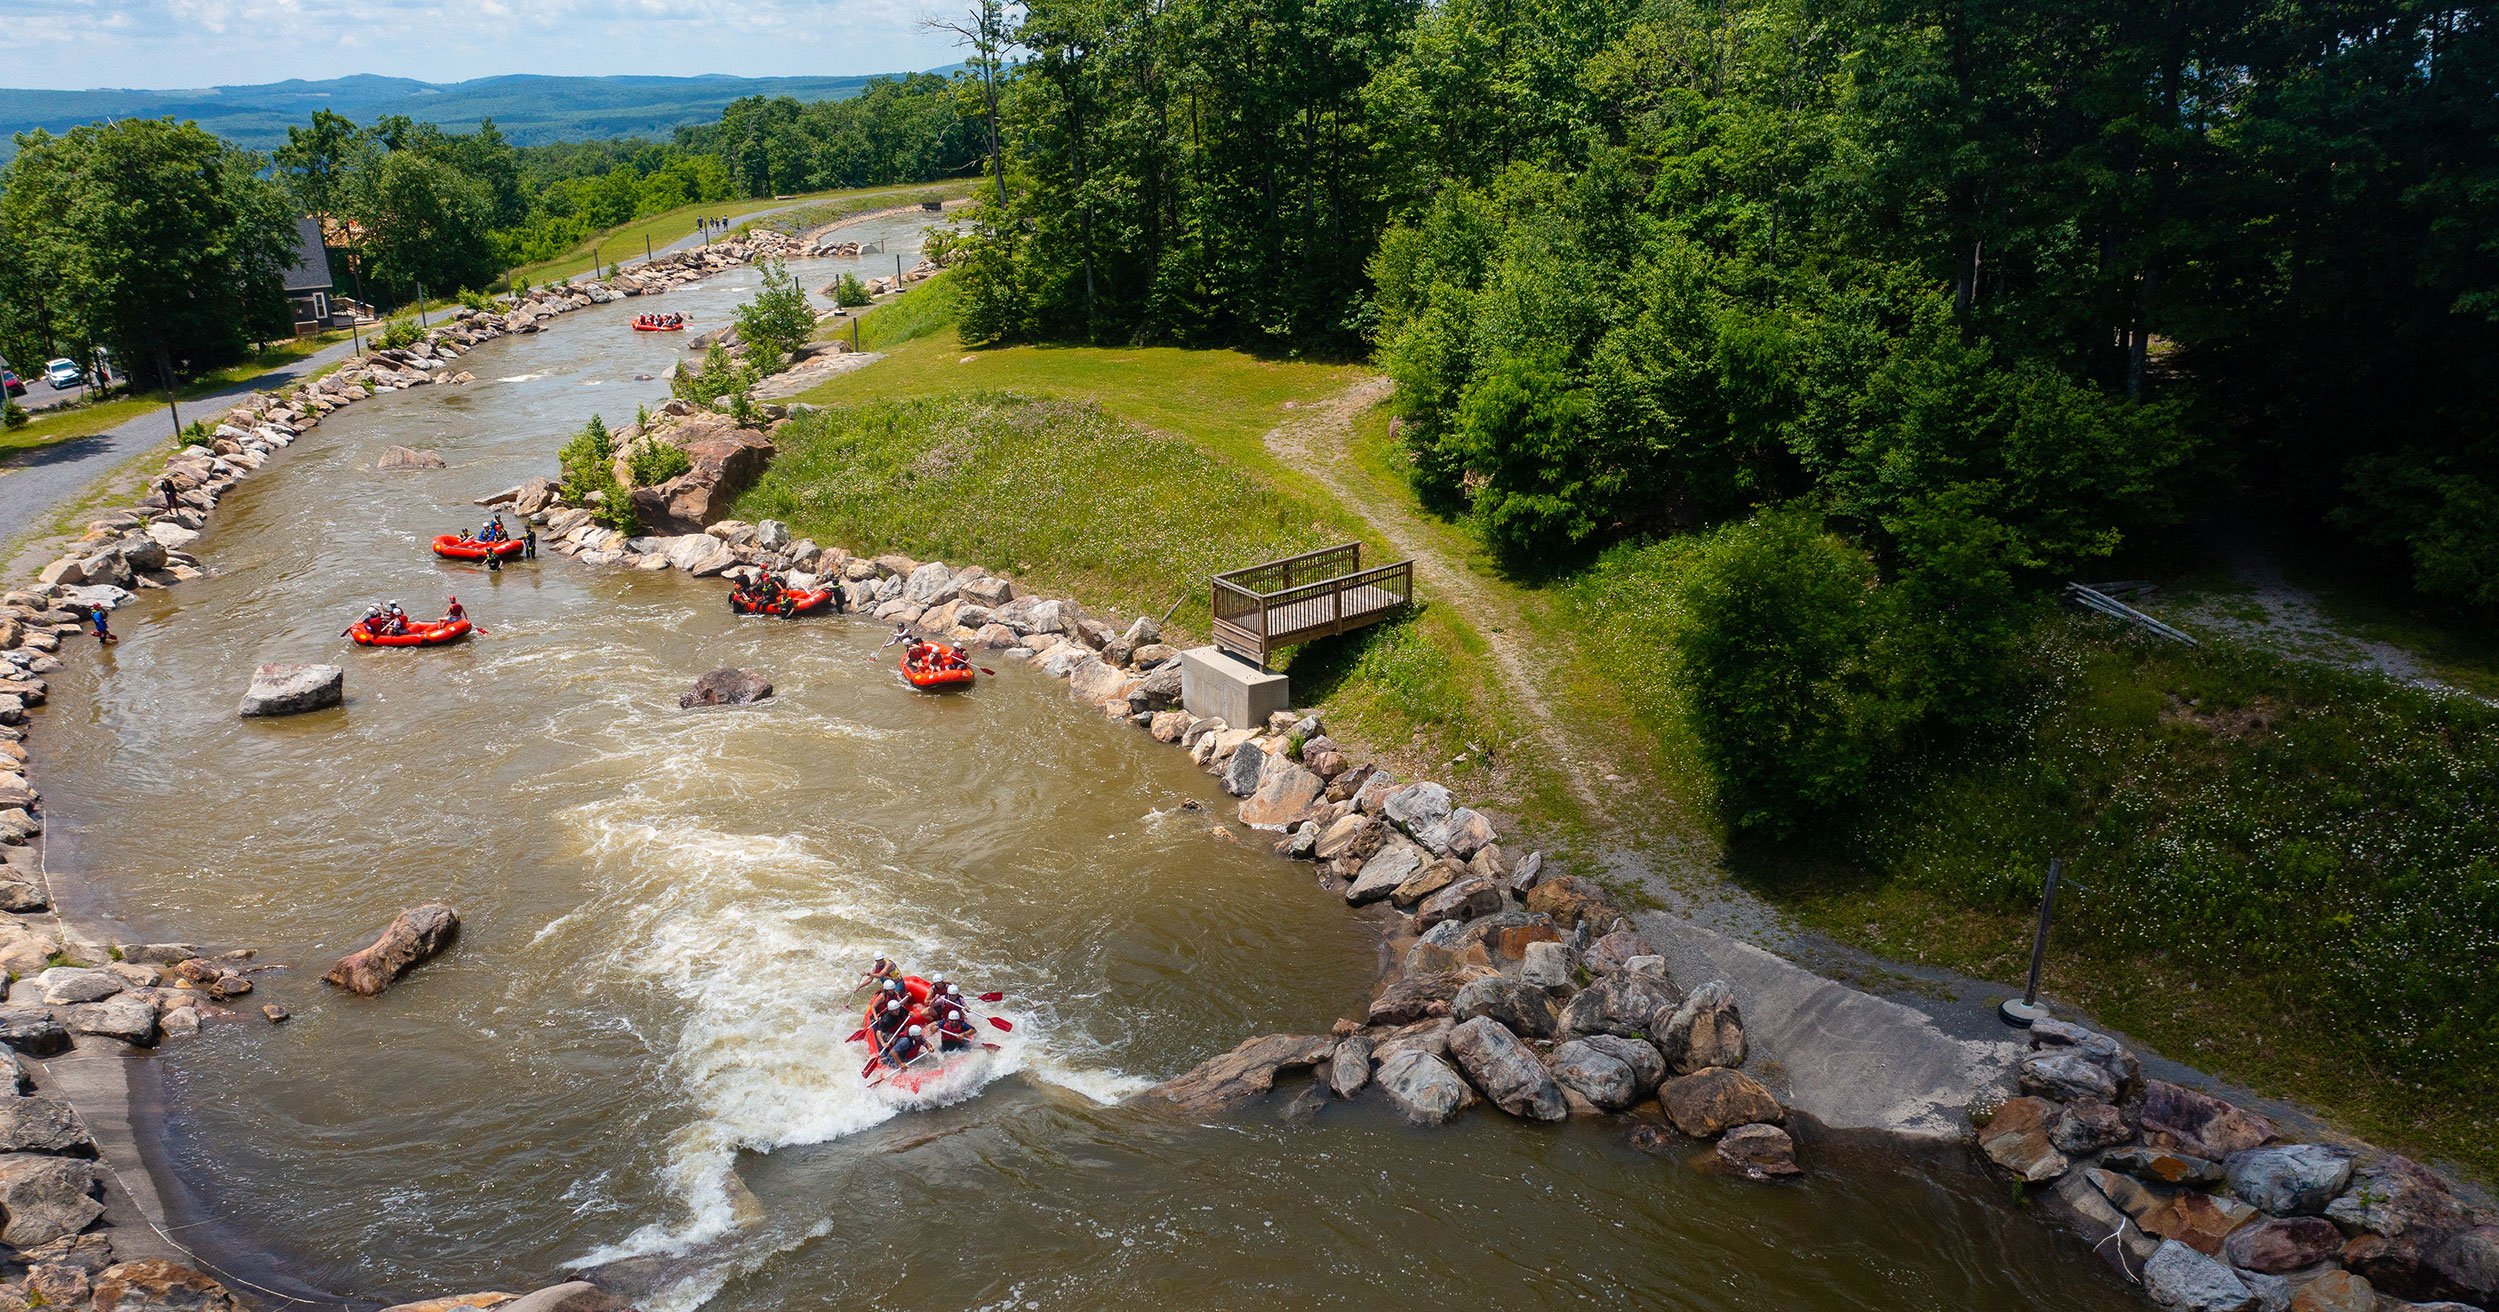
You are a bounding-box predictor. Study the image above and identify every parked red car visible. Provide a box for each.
[1,371,23,398]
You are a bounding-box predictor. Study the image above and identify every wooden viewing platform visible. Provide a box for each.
[1211,543,1415,668]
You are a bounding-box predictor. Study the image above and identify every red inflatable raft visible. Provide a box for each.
[433,534,524,561]
[349,618,472,648]
[858,976,983,1092]
[632,316,685,332]
[901,643,976,691]
[729,586,834,617]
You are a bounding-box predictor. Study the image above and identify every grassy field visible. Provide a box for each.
[1567,536,2499,1177]
[511,181,974,286]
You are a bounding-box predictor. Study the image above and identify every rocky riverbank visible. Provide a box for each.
[494,391,2499,1312]
[0,243,865,1307]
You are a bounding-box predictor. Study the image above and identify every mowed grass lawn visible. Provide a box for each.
[512,181,973,286]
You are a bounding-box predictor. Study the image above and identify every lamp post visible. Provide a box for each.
[1999,858,2065,1027]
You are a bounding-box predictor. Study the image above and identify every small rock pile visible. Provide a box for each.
[0,947,264,1051]
[1977,1020,2496,1312]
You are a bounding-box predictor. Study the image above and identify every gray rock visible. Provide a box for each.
[755,519,790,550]
[0,1098,93,1156]
[0,1155,99,1247]
[1519,940,1575,993]
[0,1009,67,1056]
[1373,1049,1474,1124]
[1221,740,1267,798]
[1344,839,1426,905]
[1562,970,1682,1041]
[1366,972,1462,1026]
[1716,1123,1803,1180]
[64,995,157,1046]
[1506,850,1546,897]
[904,561,955,604]
[1382,782,1452,837]
[1547,1039,1638,1110]
[1584,928,1657,974]
[2049,1100,2135,1154]
[2143,1239,2256,1312]
[2325,1154,2474,1238]
[1319,1034,1373,1099]
[1351,770,1402,816]
[1414,876,1504,932]
[1451,974,1561,1040]
[1419,808,1496,860]
[1446,1017,1566,1121]
[1660,1067,1784,1137]
[1579,1033,1666,1095]
[2226,1144,2354,1217]
[376,445,446,470]
[2020,1047,2121,1103]
[35,968,122,1006]
[680,668,773,708]
[238,663,342,717]
[1656,979,1745,1074]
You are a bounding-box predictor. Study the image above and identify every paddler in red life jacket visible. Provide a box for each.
[935,1007,976,1053]
[884,1024,930,1068]
[445,596,466,624]
[869,996,910,1042]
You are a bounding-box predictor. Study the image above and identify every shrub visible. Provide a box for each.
[1674,507,1878,834]
[1,401,25,430]
[557,414,617,502]
[672,344,755,412]
[376,318,422,351]
[732,258,816,373]
[833,273,872,308]
[172,418,214,448]
[458,288,497,313]
[628,439,691,487]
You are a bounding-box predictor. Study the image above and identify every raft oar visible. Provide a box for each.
[977,992,1004,1003]
[986,1016,1014,1032]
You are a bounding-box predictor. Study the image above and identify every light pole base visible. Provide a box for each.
[1998,998,2052,1027]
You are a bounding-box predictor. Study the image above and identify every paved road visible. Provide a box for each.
[0,337,363,549]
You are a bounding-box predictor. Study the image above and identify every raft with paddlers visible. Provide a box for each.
[348,617,472,648]
[849,965,1013,1093]
[433,534,524,561]
[632,313,686,332]
[900,642,977,691]
[729,585,835,617]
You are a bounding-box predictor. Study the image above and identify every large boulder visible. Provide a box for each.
[1344,840,1426,905]
[1659,1067,1782,1138]
[1977,1096,2069,1182]
[0,1009,67,1057]
[2142,1239,2256,1312]
[1717,1123,1804,1180]
[0,1098,92,1156]
[2019,1047,2121,1104]
[2221,1217,2342,1274]
[2327,1154,2475,1239]
[1451,974,1561,1040]
[1579,1033,1666,1095]
[1367,971,1463,1026]
[1149,1033,1333,1112]
[1546,1039,1639,1111]
[627,417,775,533]
[2225,1144,2354,1217]
[679,668,773,708]
[1380,782,1452,838]
[377,445,446,470]
[36,968,123,1006]
[1237,761,1324,829]
[0,1155,100,1248]
[2140,1080,2276,1161]
[1656,979,1745,1074]
[1524,875,1618,930]
[324,903,460,996]
[1446,1017,1566,1121]
[1220,741,1268,798]
[1373,1049,1474,1124]
[65,995,158,1046]
[1414,876,1504,932]
[238,663,342,717]
[1561,969,1681,1041]
[1329,1036,1372,1098]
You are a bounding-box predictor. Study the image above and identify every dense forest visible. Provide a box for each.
[954,0,2497,800]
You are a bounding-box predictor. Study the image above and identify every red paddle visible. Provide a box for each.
[845,1027,868,1044]
[977,992,1004,1002]
[986,1016,1013,1032]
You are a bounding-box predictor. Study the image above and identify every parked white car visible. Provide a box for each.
[42,358,82,390]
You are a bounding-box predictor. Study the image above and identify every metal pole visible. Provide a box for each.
[417,283,428,331]
[645,235,653,264]
[1999,858,2063,1026]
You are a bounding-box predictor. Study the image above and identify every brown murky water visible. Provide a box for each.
[30,215,2135,1311]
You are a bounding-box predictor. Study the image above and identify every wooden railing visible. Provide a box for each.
[1211,543,1415,667]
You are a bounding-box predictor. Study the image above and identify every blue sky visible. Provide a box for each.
[0,0,964,89]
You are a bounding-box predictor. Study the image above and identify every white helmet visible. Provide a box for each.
[946,984,962,997]
[908,1025,924,1036]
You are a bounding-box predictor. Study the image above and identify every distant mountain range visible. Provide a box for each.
[0,72,947,153]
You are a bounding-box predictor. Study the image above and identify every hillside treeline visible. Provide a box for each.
[954,0,2497,817]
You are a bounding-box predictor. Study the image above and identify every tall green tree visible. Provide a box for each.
[0,119,294,390]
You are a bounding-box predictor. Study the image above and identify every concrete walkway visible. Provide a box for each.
[0,338,362,549]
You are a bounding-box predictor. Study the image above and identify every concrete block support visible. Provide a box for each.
[1180,646,1290,727]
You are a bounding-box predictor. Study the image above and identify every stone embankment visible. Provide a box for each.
[1973,1022,2497,1312]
